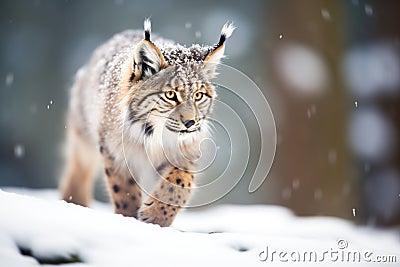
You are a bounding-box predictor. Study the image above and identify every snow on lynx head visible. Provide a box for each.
[124,19,235,161]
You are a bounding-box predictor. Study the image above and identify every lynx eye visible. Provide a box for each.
[194,92,204,101]
[165,90,176,100]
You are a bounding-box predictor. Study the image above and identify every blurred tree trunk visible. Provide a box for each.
[264,0,359,221]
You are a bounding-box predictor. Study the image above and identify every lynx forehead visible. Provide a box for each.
[60,19,235,227]
[148,18,235,65]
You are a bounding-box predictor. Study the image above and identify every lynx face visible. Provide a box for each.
[127,63,216,146]
[125,19,234,148]
[156,65,215,135]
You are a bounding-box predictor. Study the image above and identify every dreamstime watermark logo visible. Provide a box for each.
[122,62,277,207]
[258,239,398,263]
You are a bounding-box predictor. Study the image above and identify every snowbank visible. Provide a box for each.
[0,188,399,267]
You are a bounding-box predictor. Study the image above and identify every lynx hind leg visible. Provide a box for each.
[60,125,98,207]
[101,147,142,218]
[138,166,194,227]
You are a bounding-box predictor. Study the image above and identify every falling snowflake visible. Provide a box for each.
[5,73,14,87]
[307,109,312,118]
[321,8,331,20]
[307,105,317,118]
[14,144,25,159]
[292,179,300,190]
[47,99,53,110]
[364,4,373,16]
[185,22,192,29]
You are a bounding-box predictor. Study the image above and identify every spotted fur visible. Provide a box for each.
[60,19,234,227]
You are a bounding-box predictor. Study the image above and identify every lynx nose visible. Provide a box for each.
[183,119,196,129]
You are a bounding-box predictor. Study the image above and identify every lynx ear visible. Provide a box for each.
[133,19,167,81]
[203,22,235,77]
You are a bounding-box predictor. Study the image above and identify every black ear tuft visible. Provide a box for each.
[215,22,235,49]
[144,18,151,41]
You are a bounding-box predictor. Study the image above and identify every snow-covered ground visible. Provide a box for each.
[0,188,399,267]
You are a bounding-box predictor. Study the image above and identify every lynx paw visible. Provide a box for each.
[138,199,179,227]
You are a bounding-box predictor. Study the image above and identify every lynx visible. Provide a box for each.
[60,19,234,227]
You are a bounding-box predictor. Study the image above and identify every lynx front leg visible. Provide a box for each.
[138,166,194,227]
[101,146,142,218]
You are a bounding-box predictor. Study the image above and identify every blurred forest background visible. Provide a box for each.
[1,0,400,225]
